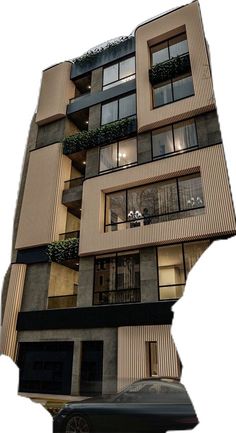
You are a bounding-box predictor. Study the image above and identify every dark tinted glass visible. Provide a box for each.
[196,110,222,147]
[173,75,194,100]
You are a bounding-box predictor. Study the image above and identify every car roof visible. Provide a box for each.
[133,377,181,383]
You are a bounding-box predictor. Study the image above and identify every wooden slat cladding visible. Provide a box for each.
[0,264,26,360]
[15,143,71,249]
[135,1,215,132]
[79,145,236,256]
[117,325,179,391]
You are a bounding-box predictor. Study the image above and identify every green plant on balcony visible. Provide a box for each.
[73,36,134,66]
[149,54,191,86]
[47,238,79,263]
[63,117,136,155]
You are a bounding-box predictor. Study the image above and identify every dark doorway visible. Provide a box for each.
[17,341,74,395]
[80,341,103,396]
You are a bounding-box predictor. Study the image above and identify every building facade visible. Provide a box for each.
[1,1,236,399]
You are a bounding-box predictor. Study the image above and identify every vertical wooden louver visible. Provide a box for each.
[0,264,26,360]
[117,325,179,391]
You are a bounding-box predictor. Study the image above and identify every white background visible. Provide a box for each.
[0,0,236,431]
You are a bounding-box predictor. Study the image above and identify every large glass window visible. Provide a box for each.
[103,56,135,90]
[151,32,193,107]
[99,138,137,173]
[152,111,221,159]
[173,118,197,151]
[195,110,222,147]
[172,74,194,101]
[119,94,136,119]
[152,125,174,157]
[94,251,140,305]
[101,100,118,125]
[153,74,194,108]
[151,33,188,66]
[178,174,204,211]
[158,244,185,300]
[105,173,204,232]
[101,93,136,125]
[105,190,126,231]
[157,240,210,300]
[100,142,117,172]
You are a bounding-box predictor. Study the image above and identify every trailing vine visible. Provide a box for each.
[73,36,134,66]
[149,54,191,86]
[63,117,136,155]
[47,238,79,263]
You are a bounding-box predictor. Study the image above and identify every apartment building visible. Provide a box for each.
[1,0,236,399]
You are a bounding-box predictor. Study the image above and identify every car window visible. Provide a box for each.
[113,381,190,403]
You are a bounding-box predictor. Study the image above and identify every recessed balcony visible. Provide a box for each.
[62,176,84,218]
[48,294,77,309]
[63,117,137,156]
[47,238,79,271]
[149,53,191,86]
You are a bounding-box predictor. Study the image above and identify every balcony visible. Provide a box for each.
[47,238,79,270]
[67,78,136,129]
[62,176,84,218]
[63,117,137,156]
[93,288,141,306]
[48,294,77,309]
[149,53,191,86]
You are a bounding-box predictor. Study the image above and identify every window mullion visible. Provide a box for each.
[176,178,181,212]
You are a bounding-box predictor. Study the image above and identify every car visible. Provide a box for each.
[53,377,198,433]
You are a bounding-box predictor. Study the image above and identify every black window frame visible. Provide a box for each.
[104,172,205,232]
[93,250,141,305]
[102,55,136,90]
[156,239,211,301]
[150,32,189,66]
[150,32,194,108]
[151,110,222,160]
[99,137,138,174]
[152,73,194,108]
[101,92,136,126]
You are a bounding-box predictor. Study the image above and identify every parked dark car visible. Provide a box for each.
[53,377,198,433]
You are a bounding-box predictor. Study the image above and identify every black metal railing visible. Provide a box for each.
[59,231,80,241]
[93,288,141,305]
[64,177,85,190]
[48,295,77,309]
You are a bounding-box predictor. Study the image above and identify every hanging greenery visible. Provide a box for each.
[47,238,79,263]
[73,36,134,66]
[149,54,191,86]
[63,117,136,155]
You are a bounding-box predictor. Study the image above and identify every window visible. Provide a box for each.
[101,93,136,125]
[157,240,210,300]
[151,33,194,107]
[99,138,137,173]
[103,56,135,90]
[105,173,204,232]
[152,111,221,159]
[153,74,194,107]
[151,33,188,65]
[147,342,158,376]
[94,251,140,305]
